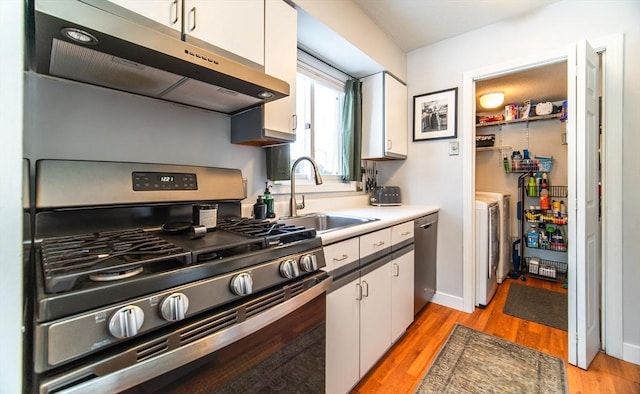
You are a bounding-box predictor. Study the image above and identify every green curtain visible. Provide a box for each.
[341,79,362,181]
[265,144,291,181]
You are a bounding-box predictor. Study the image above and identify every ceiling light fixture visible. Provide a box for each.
[479,92,504,109]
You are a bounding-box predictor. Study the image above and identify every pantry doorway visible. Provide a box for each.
[461,34,624,369]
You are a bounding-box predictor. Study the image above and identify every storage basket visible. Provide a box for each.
[525,257,567,282]
[536,156,553,172]
[475,134,495,147]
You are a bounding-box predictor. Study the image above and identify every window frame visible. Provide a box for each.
[271,51,358,196]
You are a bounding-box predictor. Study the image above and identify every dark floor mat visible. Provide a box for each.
[503,282,568,331]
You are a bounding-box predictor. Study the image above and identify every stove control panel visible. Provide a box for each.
[36,247,326,372]
[132,171,197,191]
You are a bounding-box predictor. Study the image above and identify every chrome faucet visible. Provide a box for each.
[289,156,323,217]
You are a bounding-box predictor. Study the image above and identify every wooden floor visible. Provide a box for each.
[352,277,640,393]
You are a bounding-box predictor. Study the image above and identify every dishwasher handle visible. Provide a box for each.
[419,221,437,229]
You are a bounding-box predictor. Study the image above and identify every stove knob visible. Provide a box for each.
[230,272,253,296]
[108,305,144,339]
[160,293,190,321]
[299,254,318,272]
[280,259,300,279]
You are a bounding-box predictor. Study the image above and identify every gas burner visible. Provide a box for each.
[89,266,144,282]
[217,218,316,246]
[41,229,191,293]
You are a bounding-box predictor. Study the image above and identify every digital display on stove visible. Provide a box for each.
[132,172,198,191]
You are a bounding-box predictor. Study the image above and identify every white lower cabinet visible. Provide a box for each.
[391,249,415,342]
[326,276,360,394]
[359,262,393,376]
[326,221,416,393]
[326,262,392,394]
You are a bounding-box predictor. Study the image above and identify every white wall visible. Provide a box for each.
[23,74,268,200]
[0,0,24,391]
[378,0,640,361]
[293,0,406,81]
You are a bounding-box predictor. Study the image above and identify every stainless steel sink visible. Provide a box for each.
[278,213,378,234]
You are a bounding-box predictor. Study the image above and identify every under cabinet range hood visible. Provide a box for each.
[26,0,289,114]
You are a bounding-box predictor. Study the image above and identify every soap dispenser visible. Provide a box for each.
[263,182,276,218]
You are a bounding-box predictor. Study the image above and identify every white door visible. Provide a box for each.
[385,73,408,156]
[264,0,297,137]
[107,0,182,31]
[568,40,601,369]
[184,0,264,66]
[326,279,360,394]
[391,250,414,342]
[359,262,392,377]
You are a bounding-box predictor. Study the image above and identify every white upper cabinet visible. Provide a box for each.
[107,0,182,31]
[108,0,265,66]
[362,72,408,160]
[184,0,265,66]
[263,0,297,136]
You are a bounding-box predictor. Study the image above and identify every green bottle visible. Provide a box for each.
[528,176,537,197]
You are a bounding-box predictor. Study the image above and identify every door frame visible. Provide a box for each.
[461,33,624,360]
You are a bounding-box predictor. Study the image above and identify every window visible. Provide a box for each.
[286,51,355,192]
[292,73,344,178]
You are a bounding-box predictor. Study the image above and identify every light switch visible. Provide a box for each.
[449,141,459,156]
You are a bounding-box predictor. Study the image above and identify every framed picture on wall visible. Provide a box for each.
[413,87,458,141]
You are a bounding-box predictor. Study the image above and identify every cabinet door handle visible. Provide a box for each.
[291,114,297,131]
[356,283,362,300]
[189,6,197,31]
[387,139,392,150]
[373,241,385,247]
[333,254,348,262]
[393,263,399,277]
[170,0,179,25]
[401,231,410,236]
[362,281,369,297]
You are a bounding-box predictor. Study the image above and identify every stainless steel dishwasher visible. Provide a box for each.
[414,212,438,315]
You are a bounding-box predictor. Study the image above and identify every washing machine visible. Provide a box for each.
[475,196,499,308]
[476,191,511,283]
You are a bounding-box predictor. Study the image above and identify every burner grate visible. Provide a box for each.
[41,229,192,293]
[217,218,317,246]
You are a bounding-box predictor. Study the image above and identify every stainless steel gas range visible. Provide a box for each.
[28,160,330,393]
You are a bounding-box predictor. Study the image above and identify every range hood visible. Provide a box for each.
[26,0,289,114]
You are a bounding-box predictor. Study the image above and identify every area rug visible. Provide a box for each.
[503,283,568,331]
[415,324,567,394]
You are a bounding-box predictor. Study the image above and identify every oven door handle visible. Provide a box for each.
[41,274,332,394]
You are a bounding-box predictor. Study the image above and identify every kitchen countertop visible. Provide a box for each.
[316,205,439,245]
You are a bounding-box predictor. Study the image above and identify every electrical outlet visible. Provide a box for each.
[449,141,459,156]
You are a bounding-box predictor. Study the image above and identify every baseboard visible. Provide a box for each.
[623,342,640,366]
[431,291,465,312]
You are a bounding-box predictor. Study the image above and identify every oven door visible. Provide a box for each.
[39,272,330,394]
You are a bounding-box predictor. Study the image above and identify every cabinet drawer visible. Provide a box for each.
[323,238,359,272]
[391,221,413,247]
[360,228,392,261]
